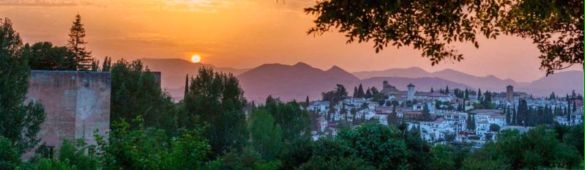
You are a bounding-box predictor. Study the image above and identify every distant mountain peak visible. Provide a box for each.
[327,65,343,71]
[293,62,312,68]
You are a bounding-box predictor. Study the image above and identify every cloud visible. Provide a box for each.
[0,0,97,7]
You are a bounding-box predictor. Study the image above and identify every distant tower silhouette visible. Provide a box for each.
[506,85,514,102]
[407,83,416,101]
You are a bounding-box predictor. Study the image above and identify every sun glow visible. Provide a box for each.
[191,54,201,63]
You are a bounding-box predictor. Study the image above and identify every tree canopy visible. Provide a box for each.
[305,0,583,74]
[0,18,46,155]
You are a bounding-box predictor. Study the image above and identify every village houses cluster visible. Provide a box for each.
[308,81,584,147]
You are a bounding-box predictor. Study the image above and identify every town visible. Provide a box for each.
[308,81,584,147]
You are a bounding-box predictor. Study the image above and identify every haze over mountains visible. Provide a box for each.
[142,58,583,102]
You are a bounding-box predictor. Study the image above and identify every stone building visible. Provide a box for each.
[26,70,111,155]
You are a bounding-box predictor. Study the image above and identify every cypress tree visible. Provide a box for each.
[184,74,189,99]
[357,84,365,98]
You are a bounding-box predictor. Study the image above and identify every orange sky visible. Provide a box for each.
[0,0,581,82]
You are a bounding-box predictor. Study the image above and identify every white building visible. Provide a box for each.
[470,109,506,140]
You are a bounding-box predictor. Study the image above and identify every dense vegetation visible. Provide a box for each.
[0,13,583,170]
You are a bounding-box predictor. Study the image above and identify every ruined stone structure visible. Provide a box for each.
[26,70,111,151]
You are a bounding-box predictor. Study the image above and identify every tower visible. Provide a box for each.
[506,85,514,102]
[407,83,416,100]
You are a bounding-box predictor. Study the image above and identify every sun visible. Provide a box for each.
[191,54,201,63]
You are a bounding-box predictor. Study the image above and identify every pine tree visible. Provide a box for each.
[353,86,359,98]
[68,14,92,71]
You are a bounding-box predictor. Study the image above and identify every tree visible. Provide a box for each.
[364,89,372,98]
[22,42,77,70]
[322,84,348,104]
[422,104,431,120]
[95,119,211,169]
[482,90,493,109]
[477,89,482,101]
[248,109,283,160]
[466,114,475,131]
[305,0,583,74]
[304,124,410,169]
[517,99,529,126]
[0,18,46,154]
[357,84,365,98]
[505,106,511,125]
[67,14,92,71]
[101,56,111,72]
[489,124,500,132]
[0,136,19,169]
[549,92,557,100]
[57,140,99,169]
[110,59,176,132]
[184,74,189,99]
[430,145,455,170]
[184,67,248,156]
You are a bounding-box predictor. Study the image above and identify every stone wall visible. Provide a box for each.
[26,70,111,152]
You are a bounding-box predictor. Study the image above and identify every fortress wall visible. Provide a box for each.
[26,70,111,151]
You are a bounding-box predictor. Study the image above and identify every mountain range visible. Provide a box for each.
[141,58,248,100]
[141,58,583,102]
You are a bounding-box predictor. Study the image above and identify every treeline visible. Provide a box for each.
[0,16,583,170]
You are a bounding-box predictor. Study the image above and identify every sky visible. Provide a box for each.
[0,0,581,82]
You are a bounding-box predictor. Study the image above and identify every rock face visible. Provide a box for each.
[26,70,111,153]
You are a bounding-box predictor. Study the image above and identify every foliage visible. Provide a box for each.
[470,127,583,169]
[0,17,46,154]
[489,124,500,132]
[219,147,281,170]
[0,136,19,169]
[57,140,99,170]
[184,67,248,156]
[322,84,348,104]
[300,124,429,169]
[96,119,211,169]
[430,145,455,170]
[247,108,283,160]
[305,0,582,74]
[110,59,177,132]
[22,42,77,70]
[299,155,375,170]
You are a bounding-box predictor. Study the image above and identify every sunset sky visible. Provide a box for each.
[0,0,581,82]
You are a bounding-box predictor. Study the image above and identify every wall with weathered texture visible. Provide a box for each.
[26,70,110,151]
